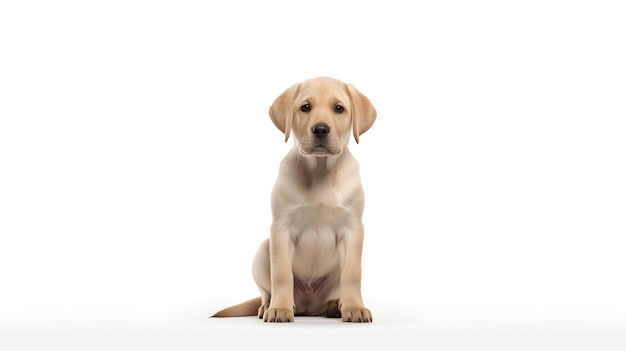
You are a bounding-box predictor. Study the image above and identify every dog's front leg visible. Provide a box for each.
[264,224,295,322]
[339,223,373,322]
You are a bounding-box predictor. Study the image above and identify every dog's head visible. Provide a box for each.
[269,77,376,157]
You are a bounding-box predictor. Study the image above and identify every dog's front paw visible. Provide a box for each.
[340,306,372,323]
[263,308,294,323]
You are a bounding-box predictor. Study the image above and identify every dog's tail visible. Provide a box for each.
[212,297,261,318]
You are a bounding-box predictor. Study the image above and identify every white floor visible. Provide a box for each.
[2,300,624,351]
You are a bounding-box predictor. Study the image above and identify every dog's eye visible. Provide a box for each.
[335,104,344,113]
[301,104,311,112]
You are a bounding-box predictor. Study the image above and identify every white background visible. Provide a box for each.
[1,1,625,350]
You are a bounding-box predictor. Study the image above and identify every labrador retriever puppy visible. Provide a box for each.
[212,77,376,322]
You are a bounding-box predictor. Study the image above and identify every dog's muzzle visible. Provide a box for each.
[312,123,330,140]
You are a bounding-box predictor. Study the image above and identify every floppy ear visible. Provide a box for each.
[269,83,300,142]
[346,84,377,143]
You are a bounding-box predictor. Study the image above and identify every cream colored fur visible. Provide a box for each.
[212,77,376,322]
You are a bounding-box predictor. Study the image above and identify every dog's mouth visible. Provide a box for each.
[300,144,340,157]
[311,145,332,154]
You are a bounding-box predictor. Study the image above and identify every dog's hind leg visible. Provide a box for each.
[252,238,272,318]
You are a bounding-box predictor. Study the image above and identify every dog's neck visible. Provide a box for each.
[292,147,350,178]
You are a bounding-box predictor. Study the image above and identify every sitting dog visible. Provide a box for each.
[213,77,376,322]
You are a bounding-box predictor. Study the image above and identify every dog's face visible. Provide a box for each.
[270,77,376,157]
[292,79,353,156]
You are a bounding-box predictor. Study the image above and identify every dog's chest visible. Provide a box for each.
[274,153,363,279]
[289,204,351,279]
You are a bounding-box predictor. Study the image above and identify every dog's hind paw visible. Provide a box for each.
[257,303,269,319]
[321,299,341,318]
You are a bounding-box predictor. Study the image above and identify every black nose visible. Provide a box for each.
[312,123,330,139]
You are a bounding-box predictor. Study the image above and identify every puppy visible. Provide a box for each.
[213,77,376,322]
